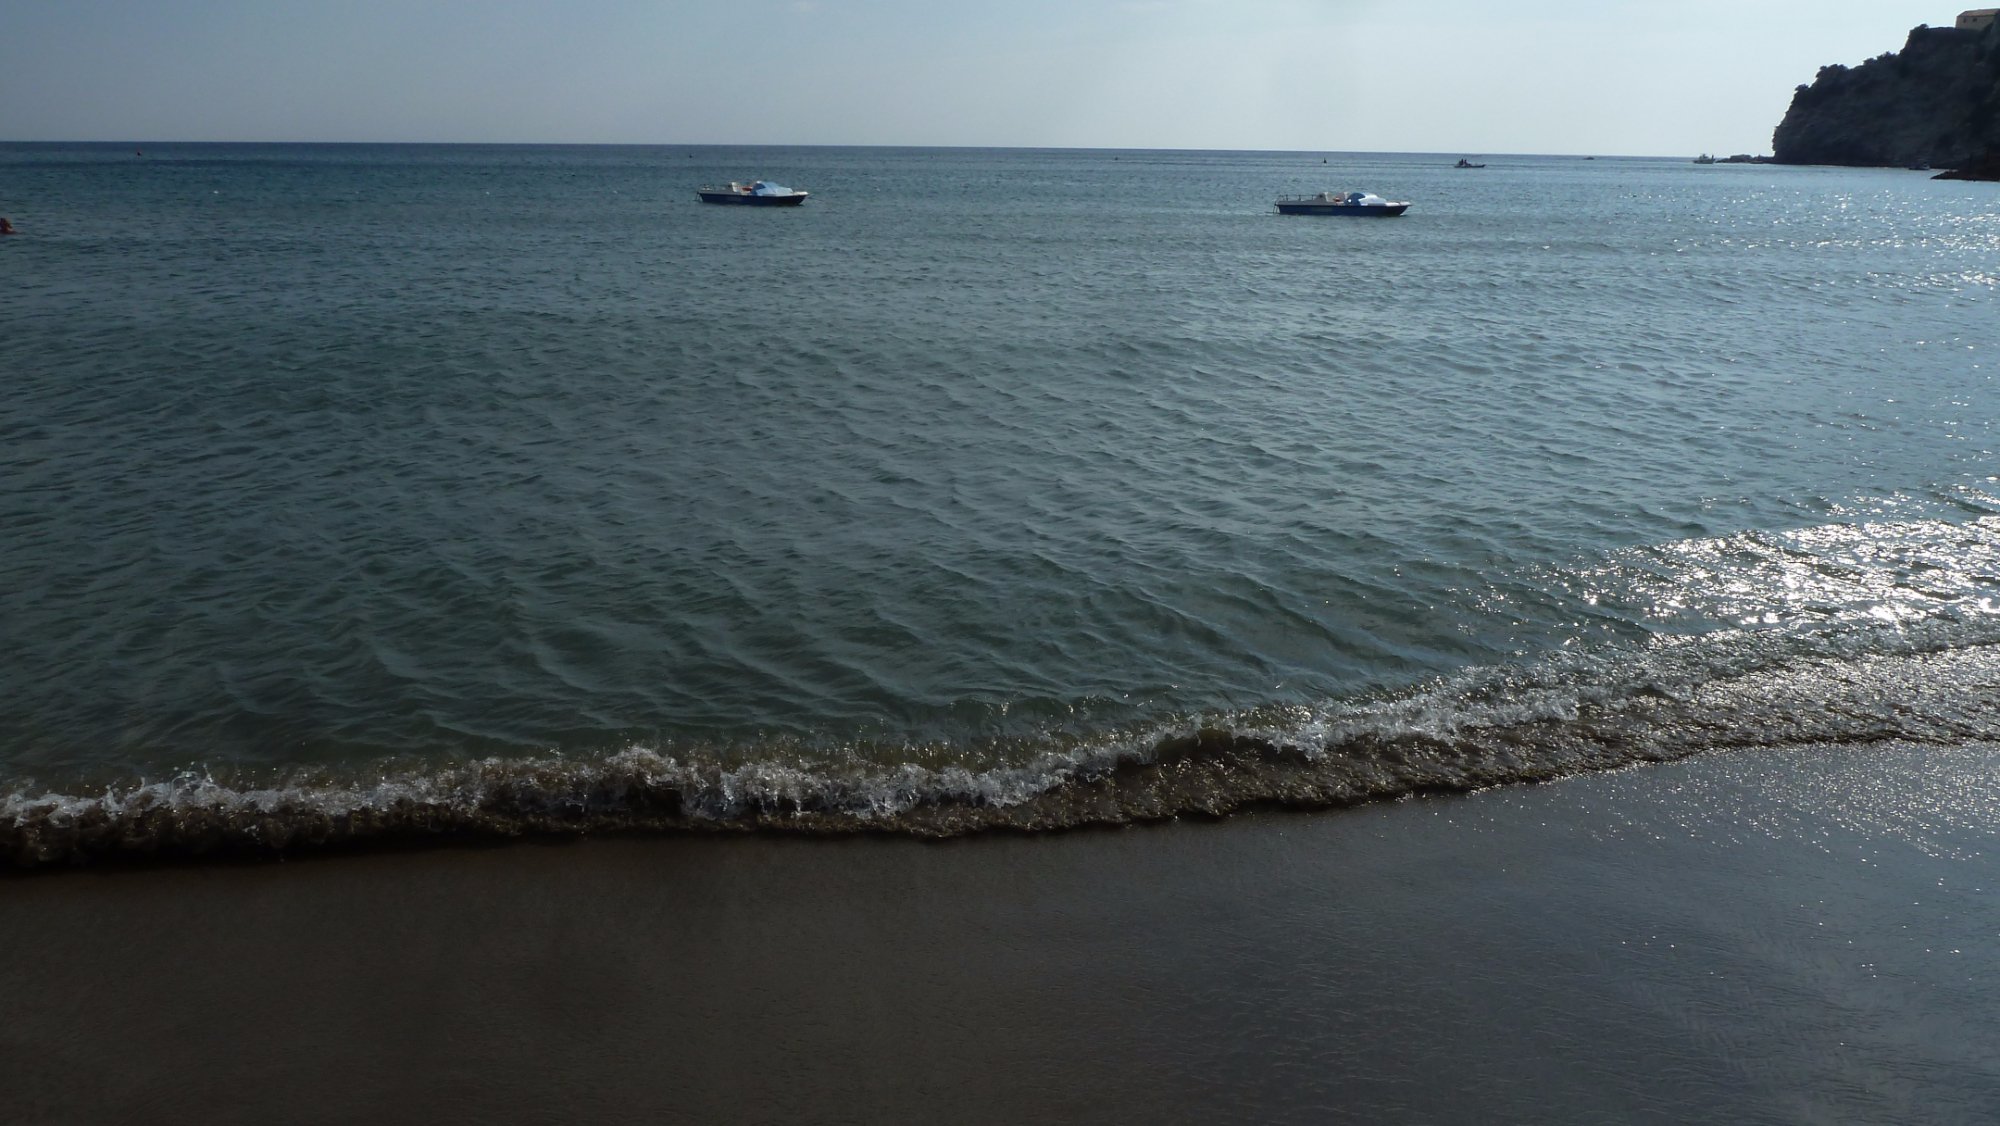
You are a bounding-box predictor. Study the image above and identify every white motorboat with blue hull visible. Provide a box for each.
[1276,191,1410,216]
[697,180,809,206]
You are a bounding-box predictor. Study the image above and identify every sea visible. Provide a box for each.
[3,142,1997,865]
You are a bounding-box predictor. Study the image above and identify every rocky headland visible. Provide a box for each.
[1772,20,2000,177]
[1933,151,2000,179]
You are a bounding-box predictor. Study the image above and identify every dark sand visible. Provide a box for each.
[6,742,1997,1125]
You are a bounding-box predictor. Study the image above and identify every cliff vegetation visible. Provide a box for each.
[1772,22,2000,170]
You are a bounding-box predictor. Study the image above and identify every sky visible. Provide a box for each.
[0,0,1967,155]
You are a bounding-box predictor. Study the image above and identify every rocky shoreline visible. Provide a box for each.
[1772,21,2000,174]
[1933,151,2000,181]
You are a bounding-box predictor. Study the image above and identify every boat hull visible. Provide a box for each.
[697,191,808,206]
[1275,202,1409,217]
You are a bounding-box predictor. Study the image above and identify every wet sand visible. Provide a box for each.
[6,742,1997,1125]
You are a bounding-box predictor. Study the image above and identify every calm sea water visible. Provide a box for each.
[3,143,1998,861]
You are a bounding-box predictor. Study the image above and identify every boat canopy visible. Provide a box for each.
[749,181,794,196]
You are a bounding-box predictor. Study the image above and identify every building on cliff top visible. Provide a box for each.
[1958,9,1998,31]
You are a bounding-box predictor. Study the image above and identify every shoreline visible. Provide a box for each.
[7,741,1995,1124]
[17,633,2000,871]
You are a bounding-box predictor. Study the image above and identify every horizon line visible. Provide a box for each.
[0,139,1751,161]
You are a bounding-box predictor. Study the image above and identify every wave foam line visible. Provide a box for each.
[7,633,2000,869]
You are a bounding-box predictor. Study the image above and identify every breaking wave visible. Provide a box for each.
[9,608,2000,868]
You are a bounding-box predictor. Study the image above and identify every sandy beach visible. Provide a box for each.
[6,741,1995,1125]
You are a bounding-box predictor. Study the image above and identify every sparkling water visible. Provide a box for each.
[3,143,1996,860]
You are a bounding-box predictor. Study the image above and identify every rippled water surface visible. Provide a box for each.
[3,143,1997,861]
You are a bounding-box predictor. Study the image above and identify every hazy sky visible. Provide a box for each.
[0,0,1964,154]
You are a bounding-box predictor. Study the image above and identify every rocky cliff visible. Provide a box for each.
[1772,22,2000,168]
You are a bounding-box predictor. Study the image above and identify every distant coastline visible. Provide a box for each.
[0,140,1815,163]
[1772,18,2000,176]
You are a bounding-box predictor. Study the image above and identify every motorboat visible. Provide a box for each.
[697,180,809,206]
[1454,159,1486,168]
[1275,191,1410,217]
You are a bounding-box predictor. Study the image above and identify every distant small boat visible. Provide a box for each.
[1693,154,1717,164]
[1276,191,1410,217]
[1454,159,1486,169]
[697,180,808,206]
